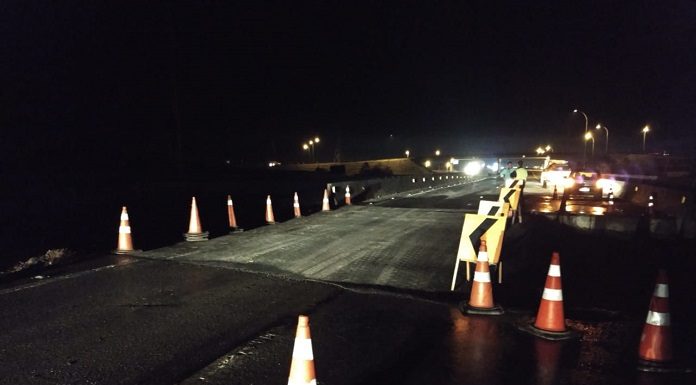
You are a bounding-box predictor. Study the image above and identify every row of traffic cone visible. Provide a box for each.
[265,188,350,224]
[115,188,352,253]
[460,241,686,371]
[274,267,686,385]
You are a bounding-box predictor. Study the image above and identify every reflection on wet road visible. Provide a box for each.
[391,308,692,385]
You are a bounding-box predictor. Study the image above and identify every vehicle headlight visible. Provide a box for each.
[563,178,575,188]
[596,178,613,190]
[463,161,483,176]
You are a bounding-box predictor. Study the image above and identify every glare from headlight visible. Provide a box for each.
[596,178,613,189]
[464,161,483,176]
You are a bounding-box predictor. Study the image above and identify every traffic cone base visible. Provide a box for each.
[183,231,209,241]
[114,247,142,255]
[113,247,142,255]
[113,248,142,255]
[637,359,693,374]
[459,302,504,315]
[517,322,579,341]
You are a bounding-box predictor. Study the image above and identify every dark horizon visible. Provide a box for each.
[2,1,695,173]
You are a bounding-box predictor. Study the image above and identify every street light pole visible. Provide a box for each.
[313,137,320,163]
[642,126,650,153]
[595,124,609,154]
[574,109,589,165]
[302,143,310,162]
[584,131,595,159]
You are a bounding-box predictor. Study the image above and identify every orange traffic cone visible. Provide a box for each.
[344,186,352,205]
[184,197,209,241]
[637,269,676,372]
[322,189,330,211]
[293,192,302,218]
[460,240,504,315]
[519,252,578,340]
[265,195,276,224]
[288,315,317,385]
[227,195,243,232]
[114,206,136,254]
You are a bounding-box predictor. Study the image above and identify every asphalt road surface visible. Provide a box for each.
[2,179,694,384]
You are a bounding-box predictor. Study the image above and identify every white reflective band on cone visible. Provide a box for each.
[646,311,671,326]
[227,200,233,206]
[654,284,669,298]
[292,338,314,360]
[477,251,489,262]
[267,198,272,205]
[542,288,563,301]
[473,271,491,283]
[345,192,350,197]
[323,198,329,203]
[119,226,131,234]
[547,264,561,277]
[120,213,129,221]
[288,379,317,385]
[293,203,300,208]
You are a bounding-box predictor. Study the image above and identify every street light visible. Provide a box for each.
[536,147,544,155]
[313,137,320,162]
[405,150,410,158]
[642,126,650,153]
[435,149,441,156]
[545,145,551,152]
[424,160,432,168]
[573,108,589,164]
[304,137,320,162]
[595,124,609,154]
[584,131,595,158]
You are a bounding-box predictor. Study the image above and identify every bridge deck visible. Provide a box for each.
[143,205,463,292]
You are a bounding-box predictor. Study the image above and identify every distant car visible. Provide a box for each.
[565,171,603,199]
[540,163,571,187]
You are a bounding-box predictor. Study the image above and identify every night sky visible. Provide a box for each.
[2,1,695,174]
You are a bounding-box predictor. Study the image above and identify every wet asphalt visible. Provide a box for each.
[1,179,694,384]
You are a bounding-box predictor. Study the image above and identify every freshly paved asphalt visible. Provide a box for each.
[1,178,694,384]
